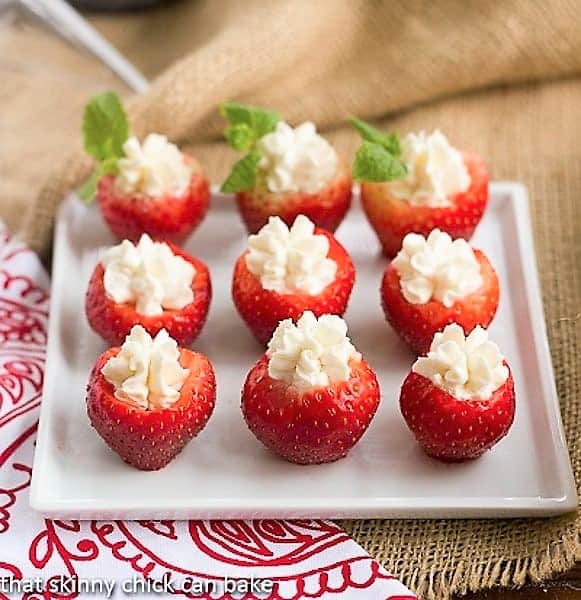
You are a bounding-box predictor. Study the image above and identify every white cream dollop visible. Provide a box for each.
[267,311,361,391]
[101,325,189,409]
[387,130,470,207]
[257,121,338,193]
[392,229,483,307]
[101,234,195,316]
[245,215,337,295]
[413,324,509,400]
[115,133,192,197]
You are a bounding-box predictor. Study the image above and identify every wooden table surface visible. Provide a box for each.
[456,563,580,599]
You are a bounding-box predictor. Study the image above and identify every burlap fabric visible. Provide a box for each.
[1,1,579,598]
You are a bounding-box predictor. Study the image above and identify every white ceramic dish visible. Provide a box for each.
[30,183,577,519]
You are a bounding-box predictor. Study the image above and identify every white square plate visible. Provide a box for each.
[30,183,577,519]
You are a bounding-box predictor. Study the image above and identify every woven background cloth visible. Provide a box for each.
[1,1,580,598]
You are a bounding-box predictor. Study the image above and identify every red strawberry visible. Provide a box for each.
[381,248,499,355]
[361,153,489,258]
[400,365,515,462]
[235,161,352,234]
[87,345,215,470]
[96,157,210,244]
[242,354,380,464]
[86,242,211,346]
[232,228,355,345]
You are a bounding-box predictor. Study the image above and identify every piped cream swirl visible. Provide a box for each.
[387,130,470,207]
[101,325,189,409]
[266,311,361,391]
[412,324,508,400]
[392,229,483,307]
[115,133,192,197]
[257,121,338,193]
[245,215,336,295]
[101,234,195,316]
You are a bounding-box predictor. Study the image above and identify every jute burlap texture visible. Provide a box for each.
[5,1,580,598]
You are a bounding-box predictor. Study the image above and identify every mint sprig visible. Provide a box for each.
[221,152,261,194]
[349,117,407,182]
[352,141,407,181]
[79,91,129,202]
[225,123,255,151]
[220,102,280,193]
[221,102,280,149]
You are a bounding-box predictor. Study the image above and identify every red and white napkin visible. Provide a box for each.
[0,223,415,599]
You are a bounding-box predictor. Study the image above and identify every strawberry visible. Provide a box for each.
[361,153,489,258]
[400,365,515,462]
[86,242,211,346]
[87,345,216,470]
[235,161,352,234]
[232,226,355,345]
[242,354,380,464]
[96,157,210,244]
[381,248,499,355]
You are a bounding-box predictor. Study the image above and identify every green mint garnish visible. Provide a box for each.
[352,141,407,182]
[225,123,255,151]
[79,91,129,202]
[220,102,281,192]
[221,102,280,148]
[220,151,261,194]
[350,117,401,155]
[349,117,407,182]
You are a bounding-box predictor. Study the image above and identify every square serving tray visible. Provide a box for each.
[30,183,577,519]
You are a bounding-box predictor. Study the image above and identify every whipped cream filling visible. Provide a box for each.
[387,130,470,207]
[101,325,189,409]
[413,324,508,400]
[257,121,338,193]
[392,229,483,307]
[245,215,337,295]
[267,311,361,391]
[115,133,192,197]
[101,234,195,316]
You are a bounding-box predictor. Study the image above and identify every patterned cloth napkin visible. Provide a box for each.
[0,222,415,599]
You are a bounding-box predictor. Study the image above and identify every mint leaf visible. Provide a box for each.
[78,157,119,203]
[220,102,280,149]
[352,141,407,182]
[350,117,400,156]
[78,170,101,202]
[221,152,261,193]
[83,91,129,161]
[80,92,128,203]
[350,118,406,182]
[225,123,255,151]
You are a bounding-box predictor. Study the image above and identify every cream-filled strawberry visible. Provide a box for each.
[79,92,209,243]
[220,102,352,233]
[381,229,499,354]
[86,234,211,346]
[232,215,355,344]
[242,312,380,464]
[400,324,515,462]
[87,326,216,470]
[350,118,489,257]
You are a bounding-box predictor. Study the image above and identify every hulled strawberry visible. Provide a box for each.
[232,215,355,345]
[220,102,351,233]
[79,92,209,244]
[235,161,352,234]
[242,312,380,464]
[86,234,211,346]
[87,326,216,470]
[381,229,499,355]
[350,118,488,258]
[96,159,209,244]
[400,324,515,462]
